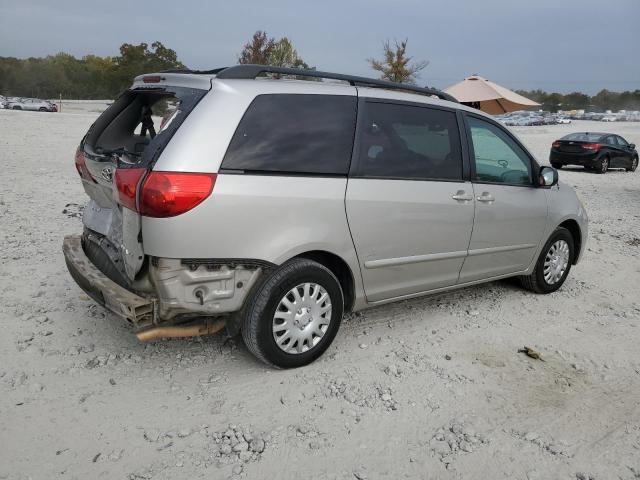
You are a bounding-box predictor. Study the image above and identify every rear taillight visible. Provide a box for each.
[143,75,163,83]
[139,171,216,218]
[74,146,96,183]
[552,141,561,149]
[114,168,146,211]
[582,143,602,151]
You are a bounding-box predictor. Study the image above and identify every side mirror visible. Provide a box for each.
[538,166,558,187]
[629,143,636,149]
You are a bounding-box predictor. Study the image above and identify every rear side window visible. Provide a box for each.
[222,94,357,174]
[354,101,462,180]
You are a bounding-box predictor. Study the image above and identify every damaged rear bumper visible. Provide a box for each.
[63,235,155,327]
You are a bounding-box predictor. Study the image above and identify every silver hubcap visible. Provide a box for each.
[601,159,608,172]
[272,283,332,354]
[543,240,570,285]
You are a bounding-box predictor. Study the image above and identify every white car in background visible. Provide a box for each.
[601,116,617,122]
[556,116,571,124]
[5,97,58,112]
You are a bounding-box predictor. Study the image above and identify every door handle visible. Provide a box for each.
[452,190,473,202]
[476,192,495,203]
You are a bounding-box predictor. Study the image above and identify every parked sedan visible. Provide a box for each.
[550,132,638,173]
[6,97,57,112]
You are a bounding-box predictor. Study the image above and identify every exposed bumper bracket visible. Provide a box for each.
[63,235,155,327]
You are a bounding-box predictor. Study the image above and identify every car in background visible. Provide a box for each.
[601,115,617,122]
[6,97,57,112]
[556,116,571,124]
[550,132,638,173]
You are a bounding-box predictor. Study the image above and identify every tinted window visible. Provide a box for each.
[562,132,605,142]
[467,116,532,185]
[355,102,462,180]
[615,136,628,146]
[604,136,616,146]
[222,94,357,174]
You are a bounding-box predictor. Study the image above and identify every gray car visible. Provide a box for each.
[7,97,57,111]
[63,65,588,367]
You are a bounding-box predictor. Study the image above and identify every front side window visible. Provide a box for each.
[467,116,532,185]
[222,94,357,175]
[354,101,462,180]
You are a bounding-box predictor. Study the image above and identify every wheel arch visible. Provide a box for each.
[293,250,356,312]
[558,219,581,264]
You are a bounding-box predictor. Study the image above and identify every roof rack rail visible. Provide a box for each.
[160,67,228,75]
[213,64,457,103]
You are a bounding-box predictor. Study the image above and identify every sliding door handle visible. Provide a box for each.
[476,192,495,203]
[452,190,473,202]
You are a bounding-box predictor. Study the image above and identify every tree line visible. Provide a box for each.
[514,89,640,113]
[1,32,638,111]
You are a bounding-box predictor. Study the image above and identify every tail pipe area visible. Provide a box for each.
[136,318,226,342]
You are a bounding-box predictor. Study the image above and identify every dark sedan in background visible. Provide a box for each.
[550,132,638,173]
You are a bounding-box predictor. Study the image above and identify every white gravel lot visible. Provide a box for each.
[1,109,639,480]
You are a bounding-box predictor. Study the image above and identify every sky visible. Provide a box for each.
[1,0,639,94]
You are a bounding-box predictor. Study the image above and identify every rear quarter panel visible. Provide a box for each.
[141,174,366,307]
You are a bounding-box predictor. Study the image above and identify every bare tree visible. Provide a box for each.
[368,39,428,84]
[238,31,276,65]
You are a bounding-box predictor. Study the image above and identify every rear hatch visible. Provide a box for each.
[75,73,210,285]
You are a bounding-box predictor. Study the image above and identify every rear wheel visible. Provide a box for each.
[597,156,609,174]
[39,107,48,112]
[520,227,574,294]
[242,258,343,368]
[627,156,638,172]
[12,105,21,110]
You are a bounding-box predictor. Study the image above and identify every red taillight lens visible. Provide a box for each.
[139,172,216,218]
[114,168,146,211]
[74,146,96,183]
[552,141,561,149]
[582,143,602,151]
[143,75,162,83]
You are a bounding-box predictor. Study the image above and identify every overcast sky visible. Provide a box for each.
[1,0,638,94]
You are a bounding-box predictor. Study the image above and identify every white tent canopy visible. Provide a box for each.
[445,75,540,115]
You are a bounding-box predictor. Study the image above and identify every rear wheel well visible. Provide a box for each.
[294,251,355,312]
[559,220,581,264]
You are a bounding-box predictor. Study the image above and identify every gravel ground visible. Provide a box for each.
[1,109,639,480]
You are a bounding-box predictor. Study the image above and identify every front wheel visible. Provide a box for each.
[242,258,343,368]
[627,156,638,172]
[520,227,574,294]
[597,156,609,174]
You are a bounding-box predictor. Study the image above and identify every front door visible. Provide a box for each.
[346,100,474,302]
[458,114,548,283]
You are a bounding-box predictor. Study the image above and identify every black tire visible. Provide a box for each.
[39,107,48,112]
[551,163,562,169]
[242,258,344,368]
[597,155,609,174]
[520,227,574,294]
[627,156,638,172]
[12,105,21,110]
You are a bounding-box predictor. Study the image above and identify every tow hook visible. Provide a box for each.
[194,288,205,305]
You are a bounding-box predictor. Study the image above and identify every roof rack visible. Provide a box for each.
[163,64,456,103]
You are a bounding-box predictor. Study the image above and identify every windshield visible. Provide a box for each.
[562,132,605,142]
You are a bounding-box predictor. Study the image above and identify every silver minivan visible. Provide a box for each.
[63,65,588,367]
